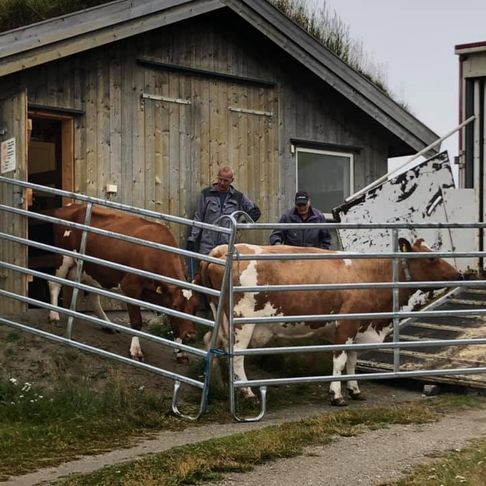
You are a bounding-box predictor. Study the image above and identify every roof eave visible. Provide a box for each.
[0,0,439,155]
[223,0,439,154]
[0,0,225,78]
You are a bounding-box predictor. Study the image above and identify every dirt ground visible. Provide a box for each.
[2,308,486,485]
[0,308,195,396]
[3,381,486,486]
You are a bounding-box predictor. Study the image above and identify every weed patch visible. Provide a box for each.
[393,437,486,485]
[0,374,186,480]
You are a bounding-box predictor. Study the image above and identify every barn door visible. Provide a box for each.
[0,89,28,314]
[225,83,278,228]
[27,112,75,304]
[142,71,278,246]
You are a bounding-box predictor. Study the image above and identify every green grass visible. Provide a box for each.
[0,366,331,479]
[0,375,187,480]
[0,0,106,32]
[394,437,486,485]
[2,367,485,484]
[53,396,486,485]
[1,331,20,343]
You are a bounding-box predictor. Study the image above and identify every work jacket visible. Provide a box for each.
[188,184,260,255]
[269,206,331,249]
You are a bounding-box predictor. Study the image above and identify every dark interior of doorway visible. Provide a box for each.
[28,117,63,305]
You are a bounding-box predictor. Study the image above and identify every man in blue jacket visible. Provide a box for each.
[187,165,261,256]
[269,191,331,249]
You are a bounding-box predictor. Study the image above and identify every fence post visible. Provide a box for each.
[392,229,401,372]
[66,202,93,339]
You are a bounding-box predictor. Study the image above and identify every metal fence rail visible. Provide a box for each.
[0,176,232,420]
[2,175,486,422]
[211,215,486,421]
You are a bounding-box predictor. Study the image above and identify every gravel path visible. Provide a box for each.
[2,383,485,485]
[208,408,486,486]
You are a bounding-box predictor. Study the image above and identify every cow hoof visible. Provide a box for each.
[176,356,189,364]
[330,397,348,407]
[102,326,118,334]
[348,391,366,401]
[129,353,144,362]
[240,392,258,402]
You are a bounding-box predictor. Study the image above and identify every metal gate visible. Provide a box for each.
[2,178,486,422]
[0,175,232,420]
[218,216,486,421]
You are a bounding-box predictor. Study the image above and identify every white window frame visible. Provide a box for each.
[295,147,354,216]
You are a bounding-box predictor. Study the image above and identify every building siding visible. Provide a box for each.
[14,10,393,242]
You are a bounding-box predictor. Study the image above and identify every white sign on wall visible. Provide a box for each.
[1,137,16,174]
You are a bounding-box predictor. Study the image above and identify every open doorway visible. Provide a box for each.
[27,113,74,304]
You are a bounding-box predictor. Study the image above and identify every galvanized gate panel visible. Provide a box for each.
[0,177,233,419]
[358,286,486,389]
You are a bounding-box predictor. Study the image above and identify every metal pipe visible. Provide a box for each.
[235,366,486,388]
[0,287,207,356]
[392,229,401,372]
[233,336,486,355]
[0,260,214,328]
[0,315,206,383]
[234,307,486,324]
[66,202,93,339]
[0,176,230,233]
[235,279,474,292]
[346,115,477,201]
[0,231,220,298]
[0,203,228,265]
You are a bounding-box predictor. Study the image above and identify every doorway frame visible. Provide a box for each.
[28,110,75,201]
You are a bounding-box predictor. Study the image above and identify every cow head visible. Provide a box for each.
[399,238,462,285]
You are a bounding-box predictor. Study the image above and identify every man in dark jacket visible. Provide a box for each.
[187,165,261,256]
[269,191,331,249]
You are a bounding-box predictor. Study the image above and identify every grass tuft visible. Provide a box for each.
[0,374,185,480]
[394,437,486,485]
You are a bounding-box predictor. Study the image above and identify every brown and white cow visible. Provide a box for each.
[200,239,462,406]
[47,203,197,360]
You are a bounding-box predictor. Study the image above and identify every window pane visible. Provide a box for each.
[297,151,352,212]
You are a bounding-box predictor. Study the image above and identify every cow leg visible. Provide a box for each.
[79,273,116,334]
[345,350,365,401]
[119,275,145,361]
[330,350,348,406]
[233,324,257,399]
[330,319,360,406]
[126,303,144,361]
[87,292,109,322]
[86,292,118,334]
[173,337,189,364]
[48,255,75,322]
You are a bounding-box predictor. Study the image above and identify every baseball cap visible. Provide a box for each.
[295,191,309,204]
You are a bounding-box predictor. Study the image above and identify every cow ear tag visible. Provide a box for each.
[156,286,163,294]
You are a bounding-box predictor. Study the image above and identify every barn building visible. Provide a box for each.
[454,41,486,275]
[0,0,439,313]
[456,41,486,220]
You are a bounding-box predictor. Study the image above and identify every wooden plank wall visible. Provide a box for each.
[18,10,394,248]
[0,88,28,314]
